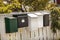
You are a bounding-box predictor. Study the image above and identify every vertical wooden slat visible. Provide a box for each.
[28,30,31,40]
[43,27,47,40]
[0,21,1,40]
[34,29,39,40]
[18,28,23,40]
[15,32,20,40]
[59,30,60,39]
[1,34,7,40]
[6,34,10,40]
[11,33,16,40]
[34,29,38,38]
[19,28,27,40]
[1,21,6,40]
[39,28,43,40]
[30,31,35,40]
[25,27,31,40]
[46,27,51,40]
[22,28,27,40]
[9,33,12,40]
[57,30,60,39]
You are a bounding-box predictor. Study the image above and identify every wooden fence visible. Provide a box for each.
[0,14,60,40]
[0,26,60,40]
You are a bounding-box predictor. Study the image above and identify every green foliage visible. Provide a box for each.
[51,7,60,33]
[0,0,21,14]
[19,0,50,11]
[45,3,57,11]
[0,0,50,13]
[8,0,21,12]
[44,2,60,33]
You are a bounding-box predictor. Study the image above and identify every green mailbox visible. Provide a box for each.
[5,17,18,33]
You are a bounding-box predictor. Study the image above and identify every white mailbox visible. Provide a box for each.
[42,11,50,26]
[35,12,43,28]
[28,14,38,31]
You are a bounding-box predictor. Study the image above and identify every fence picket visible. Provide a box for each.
[39,28,43,40]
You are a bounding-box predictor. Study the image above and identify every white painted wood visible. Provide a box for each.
[41,11,50,15]
[46,27,51,40]
[11,33,16,40]
[1,34,7,40]
[26,29,31,40]
[18,28,24,40]
[0,26,60,40]
[43,27,47,40]
[39,28,43,40]
[22,28,27,40]
[5,34,9,40]
[0,21,5,34]
[15,32,20,40]
[34,29,39,40]
[35,12,43,28]
[57,30,60,39]
[34,29,38,38]
[0,21,6,40]
[28,14,38,31]
[30,31,35,39]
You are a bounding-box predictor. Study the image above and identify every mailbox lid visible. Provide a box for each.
[13,14,28,17]
[5,17,18,33]
[28,14,38,18]
[17,16,28,28]
[35,12,43,16]
[42,11,50,15]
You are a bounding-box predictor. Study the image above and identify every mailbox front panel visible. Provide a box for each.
[5,17,18,33]
[9,19,18,33]
[5,18,10,33]
[18,16,28,28]
[13,14,28,28]
[43,14,49,26]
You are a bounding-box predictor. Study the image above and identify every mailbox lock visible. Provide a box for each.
[21,19,25,23]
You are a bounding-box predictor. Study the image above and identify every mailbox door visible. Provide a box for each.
[9,19,18,33]
[13,14,28,28]
[18,16,28,28]
[43,14,49,26]
[5,18,18,33]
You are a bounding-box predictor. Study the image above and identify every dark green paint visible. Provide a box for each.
[5,17,18,33]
